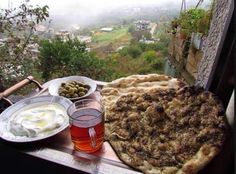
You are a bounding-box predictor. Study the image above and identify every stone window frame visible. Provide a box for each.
[196,0,235,108]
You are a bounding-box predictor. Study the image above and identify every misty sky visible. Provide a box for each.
[0,0,211,28]
[0,0,209,15]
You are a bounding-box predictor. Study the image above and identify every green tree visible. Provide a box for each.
[138,42,147,52]
[118,47,129,57]
[39,38,114,82]
[0,0,49,86]
[128,45,142,58]
[142,51,157,63]
[151,58,164,70]
[128,25,135,33]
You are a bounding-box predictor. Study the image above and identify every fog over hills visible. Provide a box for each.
[1,0,211,30]
[48,0,210,30]
[51,5,179,29]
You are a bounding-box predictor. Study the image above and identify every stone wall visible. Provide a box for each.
[168,0,233,86]
[186,48,203,79]
[168,33,203,84]
[168,35,186,68]
[196,0,234,88]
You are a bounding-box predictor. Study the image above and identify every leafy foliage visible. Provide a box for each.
[142,51,157,63]
[171,8,212,37]
[0,1,49,59]
[0,0,169,91]
[197,10,212,35]
[0,0,49,87]
[112,40,165,76]
[39,38,114,81]
[129,30,152,42]
[127,45,142,58]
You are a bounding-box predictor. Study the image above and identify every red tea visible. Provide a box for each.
[69,108,104,153]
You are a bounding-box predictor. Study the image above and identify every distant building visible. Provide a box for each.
[85,48,91,52]
[26,43,39,60]
[55,30,70,41]
[77,35,92,43]
[35,24,47,34]
[134,20,151,31]
[139,36,155,44]
[116,46,126,52]
[100,27,113,32]
[139,39,155,44]
[71,24,80,31]
[150,23,157,36]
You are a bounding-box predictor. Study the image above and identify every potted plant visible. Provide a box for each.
[171,18,179,29]
[197,10,211,36]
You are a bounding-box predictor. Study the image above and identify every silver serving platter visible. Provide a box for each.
[0,95,72,143]
[48,76,97,101]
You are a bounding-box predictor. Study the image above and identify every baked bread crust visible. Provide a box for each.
[101,74,226,174]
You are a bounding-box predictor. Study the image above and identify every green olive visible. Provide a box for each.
[77,87,84,92]
[77,82,84,86]
[58,80,90,98]
[72,93,78,98]
[65,86,70,90]
[67,84,74,89]
[63,89,68,93]
[60,92,65,96]
[72,87,77,93]
[68,88,74,94]
[78,92,85,97]
[83,88,88,93]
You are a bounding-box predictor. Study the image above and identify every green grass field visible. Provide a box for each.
[92,26,131,48]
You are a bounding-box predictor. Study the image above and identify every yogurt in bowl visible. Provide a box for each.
[8,103,67,138]
[0,95,73,142]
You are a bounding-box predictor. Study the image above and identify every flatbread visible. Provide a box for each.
[101,74,226,174]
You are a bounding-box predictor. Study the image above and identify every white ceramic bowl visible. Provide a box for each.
[0,95,73,142]
[48,76,97,101]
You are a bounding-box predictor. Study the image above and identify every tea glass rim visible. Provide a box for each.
[67,98,104,122]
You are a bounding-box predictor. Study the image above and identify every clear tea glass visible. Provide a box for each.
[67,99,104,153]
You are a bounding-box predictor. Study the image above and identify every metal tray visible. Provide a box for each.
[0,76,141,174]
